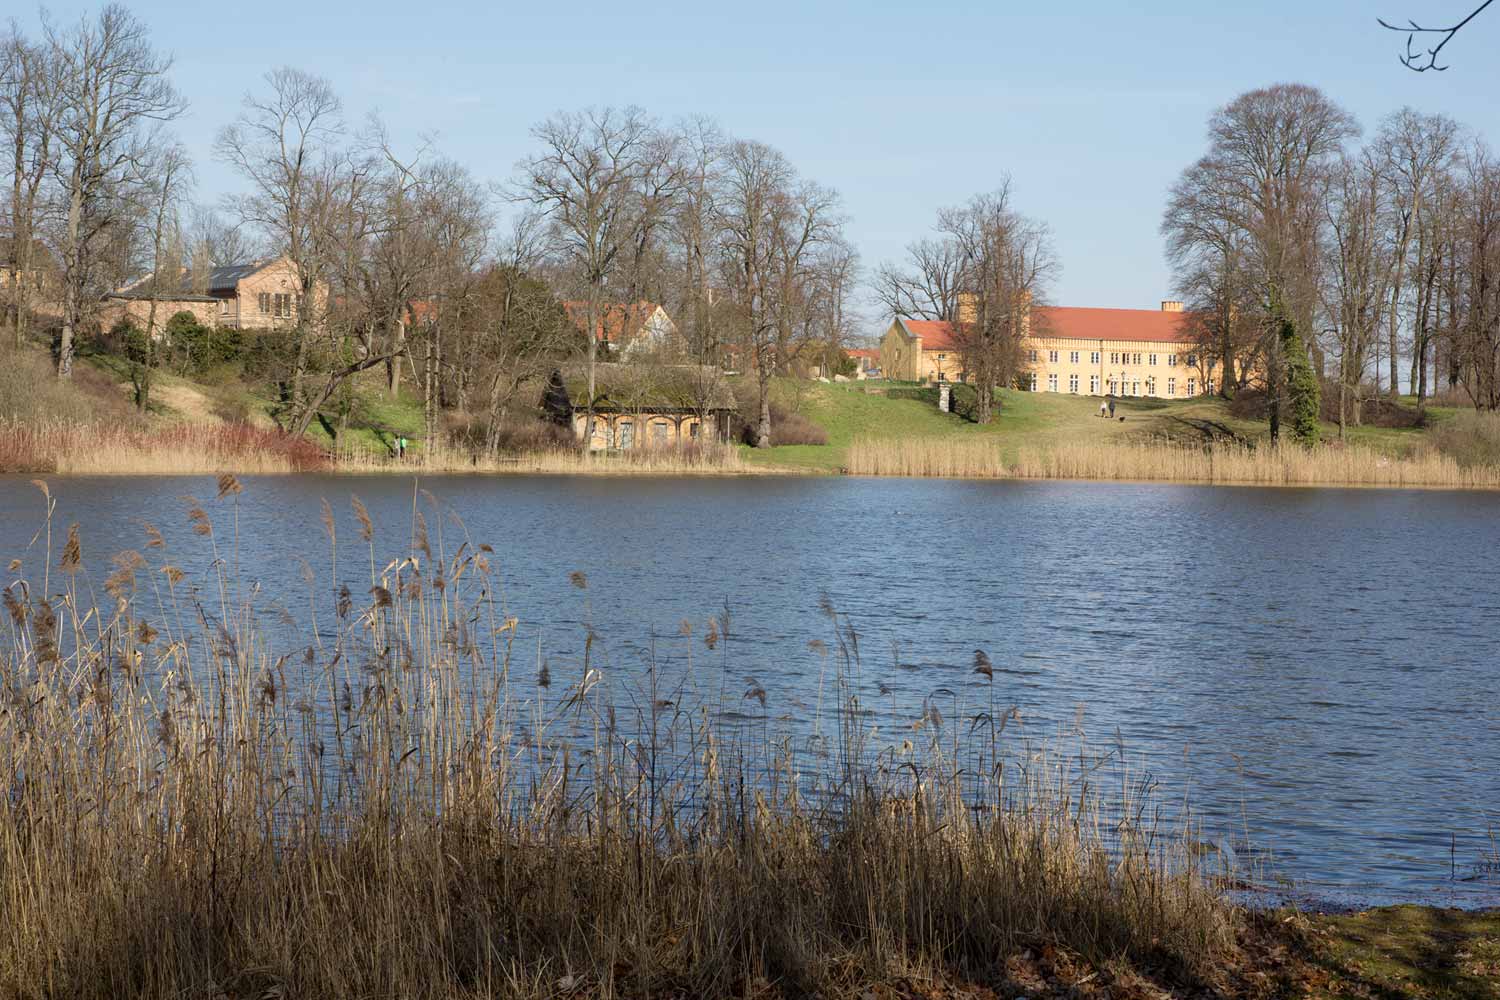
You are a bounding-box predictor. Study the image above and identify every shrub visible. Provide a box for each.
[446,412,580,455]
[1428,409,1500,468]
[166,313,245,376]
[736,401,828,446]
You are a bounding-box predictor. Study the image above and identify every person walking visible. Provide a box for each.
[1107,396,1116,418]
[397,436,407,460]
[1099,398,1108,418]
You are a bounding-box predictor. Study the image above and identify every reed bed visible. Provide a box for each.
[332,438,749,475]
[0,418,328,475]
[0,482,1243,999]
[846,434,1500,487]
[845,436,1010,478]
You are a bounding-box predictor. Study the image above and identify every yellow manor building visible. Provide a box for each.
[879,300,1228,399]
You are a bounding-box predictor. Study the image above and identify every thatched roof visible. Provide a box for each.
[553,363,736,413]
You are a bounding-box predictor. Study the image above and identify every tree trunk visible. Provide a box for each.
[386,316,406,396]
[57,185,83,378]
[755,365,771,448]
[423,324,437,444]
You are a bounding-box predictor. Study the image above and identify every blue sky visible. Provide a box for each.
[17,1,1500,334]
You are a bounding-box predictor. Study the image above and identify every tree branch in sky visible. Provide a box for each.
[1378,0,1494,71]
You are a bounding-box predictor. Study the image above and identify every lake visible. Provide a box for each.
[2,472,1498,909]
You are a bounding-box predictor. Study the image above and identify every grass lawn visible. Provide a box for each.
[742,380,1248,472]
[738,378,1472,473]
[1298,906,1500,999]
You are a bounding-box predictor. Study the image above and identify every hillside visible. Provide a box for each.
[745,379,1466,474]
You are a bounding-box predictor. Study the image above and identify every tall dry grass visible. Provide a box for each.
[846,435,1500,487]
[332,438,748,475]
[0,482,1240,998]
[1,419,328,474]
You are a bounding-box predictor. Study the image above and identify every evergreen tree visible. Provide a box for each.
[1281,317,1321,445]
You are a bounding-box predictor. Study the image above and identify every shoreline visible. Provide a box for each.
[8,461,1500,490]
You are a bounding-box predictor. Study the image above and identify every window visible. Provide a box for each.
[1048,350,1059,363]
[651,421,668,444]
[1069,351,1079,364]
[258,292,269,314]
[1107,379,1117,394]
[689,422,701,439]
[1028,349,1038,363]
[1110,352,1119,365]
[1167,377,1176,396]
[618,421,635,449]
[937,353,946,361]
[1148,354,1157,366]
[1028,372,1038,391]
[1047,374,1059,392]
[1186,354,1198,366]
[1131,380,1140,396]
[1133,353,1143,365]
[1146,377,1156,396]
[1090,351,1100,364]
[219,300,229,316]
[1167,353,1177,367]
[1187,379,1196,396]
[1206,379,1216,395]
[1089,375,1100,394]
[1068,374,1079,393]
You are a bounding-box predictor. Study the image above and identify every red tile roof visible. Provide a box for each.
[846,348,879,359]
[563,300,662,345]
[897,307,1194,349]
[1034,306,1194,344]
[898,318,960,350]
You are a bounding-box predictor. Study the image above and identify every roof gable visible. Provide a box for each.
[563,300,671,345]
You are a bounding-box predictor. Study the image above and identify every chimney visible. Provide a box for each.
[1160,300,1184,313]
[956,291,978,325]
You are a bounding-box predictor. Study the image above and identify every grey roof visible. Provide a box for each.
[206,260,274,293]
[109,258,278,300]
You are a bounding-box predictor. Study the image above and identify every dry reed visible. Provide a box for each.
[0,486,1243,998]
[1,418,328,475]
[846,435,1500,487]
[331,438,749,475]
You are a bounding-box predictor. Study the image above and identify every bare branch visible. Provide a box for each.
[1378,0,1495,71]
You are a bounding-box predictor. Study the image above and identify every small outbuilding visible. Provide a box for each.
[541,363,737,451]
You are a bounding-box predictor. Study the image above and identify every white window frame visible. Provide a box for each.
[1047,373,1059,392]
[1089,374,1099,394]
[1068,374,1079,394]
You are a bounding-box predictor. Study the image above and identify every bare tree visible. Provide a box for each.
[45,4,185,377]
[1323,154,1389,437]
[1,25,59,348]
[216,66,343,412]
[940,184,1058,424]
[872,237,964,322]
[1371,108,1461,397]
[1171,84,1358,442]
[517,107,669,445]
[131,138,192,411]
[1162,157,1263,398]
[1450,143,1500,408]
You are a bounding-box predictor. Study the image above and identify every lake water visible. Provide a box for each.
[2,473,1498,909]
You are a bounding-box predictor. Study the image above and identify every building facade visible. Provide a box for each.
[99,257,318,335]
[879,300,1230,399]
[542,364,736,451]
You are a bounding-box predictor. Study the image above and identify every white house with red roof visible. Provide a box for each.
[879,299,1230,399]
[562,300,677,358]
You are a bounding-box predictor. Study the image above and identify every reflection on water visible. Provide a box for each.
[2,472,1498,907]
